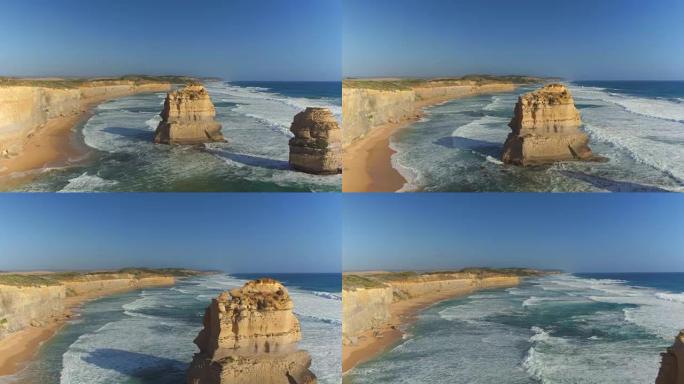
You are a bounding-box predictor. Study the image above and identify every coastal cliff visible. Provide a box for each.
[187,278,316,384]
[342,76,541,147]
[656,330,684,384]
[501,83,596,165]
[0,78,173,160]
[0,284,65,337]
[288,107,342,174]
[154,84,225,145]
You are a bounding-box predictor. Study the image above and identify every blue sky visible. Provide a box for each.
[0,0,341,81]
[343,194,684,273]
[0,194,341,273]
[344,0,684,80]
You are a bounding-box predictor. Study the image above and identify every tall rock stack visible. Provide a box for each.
[288,107,342,174]
[154,84,225,145]
[501,83,595,165]
[656,330,684,384]
[187,279,317,384]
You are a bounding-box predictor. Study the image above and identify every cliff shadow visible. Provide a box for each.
[434,136,502,158]
[103,127,155,142]
[208,150,290,170]
[558,170,670,192]
[82,348,188,383]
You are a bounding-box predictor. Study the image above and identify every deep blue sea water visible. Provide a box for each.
[390,81,684,191]
[10,273,341,384]
[347,273,684,384]
[6,81,342,192]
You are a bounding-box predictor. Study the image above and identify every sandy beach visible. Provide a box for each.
[0,279,175,378]
[342,285,483,373]
[342,90,517,193]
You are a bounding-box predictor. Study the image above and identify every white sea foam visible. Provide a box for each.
[58,172,118,192]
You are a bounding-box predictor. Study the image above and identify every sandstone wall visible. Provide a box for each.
[342,83,517,147]
[63,276,176,296]
[0,284,66,337]
[389,275,520,299]
[342,286,393,340]
[0,82,171,156]
[656,330,684,384]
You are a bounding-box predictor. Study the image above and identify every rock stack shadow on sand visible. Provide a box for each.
[501,83,605,166]
[154,84,226,145]
[187,278,317,384]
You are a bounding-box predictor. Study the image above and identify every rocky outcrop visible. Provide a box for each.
[0,285,66,338]
[501,84,595,165]
[187,279,316,384]
[0,81,171,158]
[342,82,518,147]
[288,107,341,174]
[154,85,225,145]
[656,330,684,384]
[342,286,392,345]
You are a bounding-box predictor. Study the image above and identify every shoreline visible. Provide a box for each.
[342,282,519,374]
[0,279,176,378]
[0,85,172,189]
[342,87,520,193]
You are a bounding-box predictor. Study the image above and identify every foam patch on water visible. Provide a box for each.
[58,172,118,192]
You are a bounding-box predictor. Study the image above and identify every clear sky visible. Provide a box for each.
[343,194,684,273]
[343,0,684,80]
[0,194,341,273]
[0,0,341,81]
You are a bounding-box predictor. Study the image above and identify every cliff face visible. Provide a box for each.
[187,279,316,384]
[342,82,517,147]
[656,330,684,384]
[0,274,175,341]
[0,285,65,338]
[0,82,171,158]
[154,85,225,145]
[342,286,393,344]
[288,107,342,174]
[341,273,520,343]
[501,84,595,165]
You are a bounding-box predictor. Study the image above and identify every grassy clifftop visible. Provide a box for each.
[0,268,206,287]
[343,267,560,290]
[0,75,196,89]
[343,75,550,91]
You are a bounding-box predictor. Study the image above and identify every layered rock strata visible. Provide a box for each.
[342,82,518,147]
[656,330,684,384]
[501,84,595,165]
[187,279,316,384]
[154,85,225,145]
[288,107,342,174]
[0,81,171,158]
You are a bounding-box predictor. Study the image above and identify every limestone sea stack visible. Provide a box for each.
[154,84,225,145]
[656,330,684,384]
[501,83,595,165]
[187,278,316,384]
[288,107,341,174]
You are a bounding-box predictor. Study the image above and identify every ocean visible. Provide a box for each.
[346,273,684,384]
[390,81,684,192]
[8,81,341,192]
[10,273,341,384]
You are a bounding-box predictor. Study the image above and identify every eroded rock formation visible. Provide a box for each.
[501,83,595,165]
[288,107,341,174]
[187,279,316,384]
[656,330,684,384]
[154,85,225,145]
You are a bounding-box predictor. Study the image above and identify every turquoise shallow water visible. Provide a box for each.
[9,274,341,384]
[346,273,684,384]
[9,82,341,192]
[390,81,684,192]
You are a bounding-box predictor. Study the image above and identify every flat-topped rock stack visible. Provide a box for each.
[501,83,596,165]
[656,330,684,384]
[288,107,341,174]
[187,278,316,384]
[154,84,225,145]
